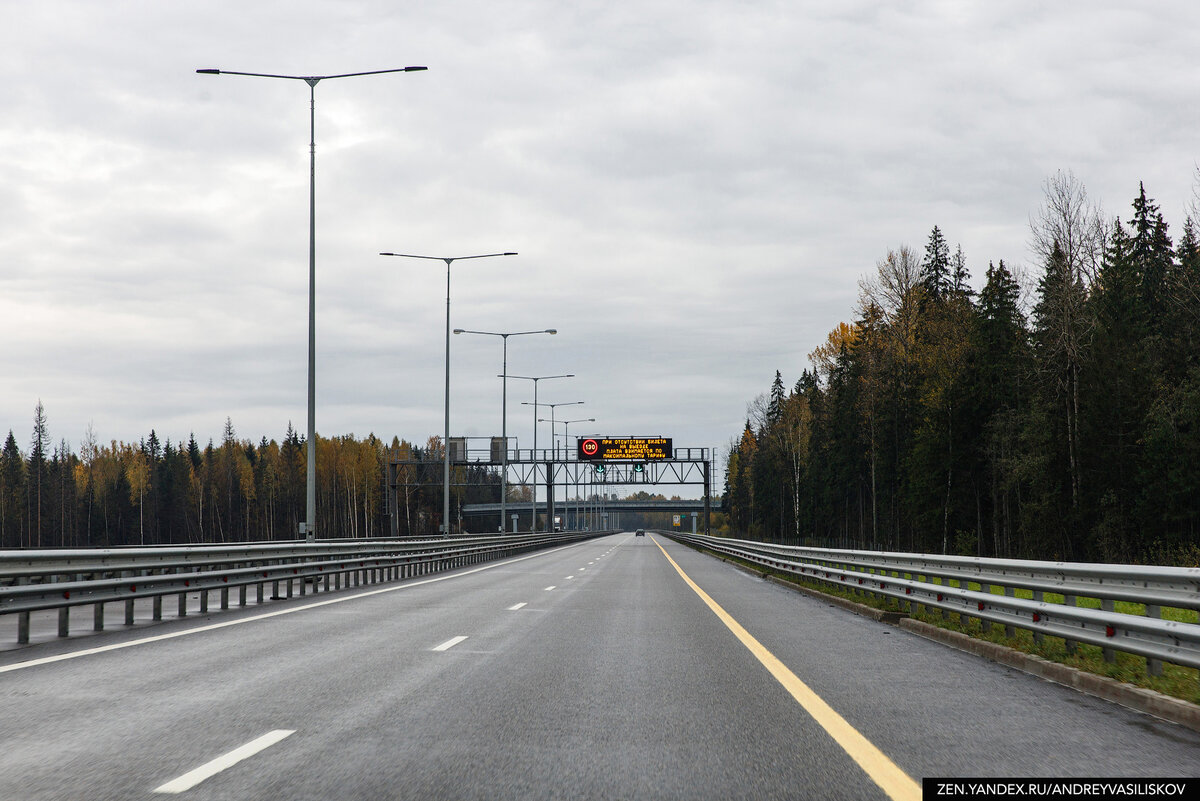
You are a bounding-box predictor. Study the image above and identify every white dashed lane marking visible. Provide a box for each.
[153,730,295,794]
[508,603,527,611]
[432,636,469,652]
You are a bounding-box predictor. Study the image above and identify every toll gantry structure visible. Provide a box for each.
[386,436,713,536]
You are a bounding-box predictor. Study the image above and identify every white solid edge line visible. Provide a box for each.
[507,602,527,610]
[153,729,295,794]
[433,635,469,652]
[0,538,598,674]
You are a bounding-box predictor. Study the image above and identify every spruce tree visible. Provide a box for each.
[30,400,49,547]
[952,244,972,297]
[921,225,953,300]
[1,431,25,547]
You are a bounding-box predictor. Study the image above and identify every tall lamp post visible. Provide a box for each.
[543,417,593,529]
[380,252,517,535]
[198,65,426,542]
[523,399,584,532]
[508,374,573,530]
[454,328,557,533]
[522,401,584,462]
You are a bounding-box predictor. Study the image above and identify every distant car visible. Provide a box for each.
[635,529,645,537]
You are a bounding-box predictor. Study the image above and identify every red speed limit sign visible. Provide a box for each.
[580,439,600,457]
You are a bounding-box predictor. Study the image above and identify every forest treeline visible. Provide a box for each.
[0,414,507,548]
[724,173,1200,565]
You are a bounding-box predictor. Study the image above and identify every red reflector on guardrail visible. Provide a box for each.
[1106,625,1116,637]
[978,602,985,611]
[1032,613,1041,622]
[130,585,136,592]
[63,591,70,599]
[937,593,944,602]
[905,588,912,595]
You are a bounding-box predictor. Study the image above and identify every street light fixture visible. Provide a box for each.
[524,402,585,460]
[543,416,594,531]
[198,65,427,542]
[380,252,517,535]
[543,417,596,457]
[508,374,574,531]
[454,327,557,532]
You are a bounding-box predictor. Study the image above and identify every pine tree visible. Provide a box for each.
[30,400,49,547]
[972,260,1030,557]
[1,431,25,547]
[1127,182,1173,333]
[921,225,953,300]
[767,370,786,426]
[952,244,972,297]
[1031,242,1089,556]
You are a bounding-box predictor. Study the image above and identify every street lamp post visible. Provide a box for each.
[508,374,573,530]
[522,401,584,461]
[454,328,557,533]
[523,399,584,532]
[543,417,593,530]
[198,65,426,542]
[380,252,517,535]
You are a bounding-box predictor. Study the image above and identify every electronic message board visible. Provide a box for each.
[577,437,672,461]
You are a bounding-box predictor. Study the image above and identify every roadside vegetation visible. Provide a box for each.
[722,171,1200,568]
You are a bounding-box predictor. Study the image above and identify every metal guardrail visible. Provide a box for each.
[0,532,610,645]
[662,532,1200,674]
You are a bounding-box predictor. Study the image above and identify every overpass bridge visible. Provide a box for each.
[2,533,1197,799]
[460,498,715,531]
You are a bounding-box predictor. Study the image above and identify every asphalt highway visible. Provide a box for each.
[1,533,1197,800]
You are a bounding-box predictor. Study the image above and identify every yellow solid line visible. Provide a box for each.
[651,537,920,801]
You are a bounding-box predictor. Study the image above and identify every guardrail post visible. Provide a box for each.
[1004,587,1016,637]
[257,582,264,604]
[1063,594,1077,653]
[221,587,229,610]
[122,570,135,625]
[18,611,30,644]
[979,584,991,633]
[200,589,209,614]
[153,594,163,620]
[58,605,69,637]
[1101,598,1116,663]
[94,601,104,632]
[239,584,247,607]
[1145,604,1164,676]
[178,590,187,617]
[1032,591,1044,644]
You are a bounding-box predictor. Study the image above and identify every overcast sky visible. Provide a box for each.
[3,1,1198,488]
